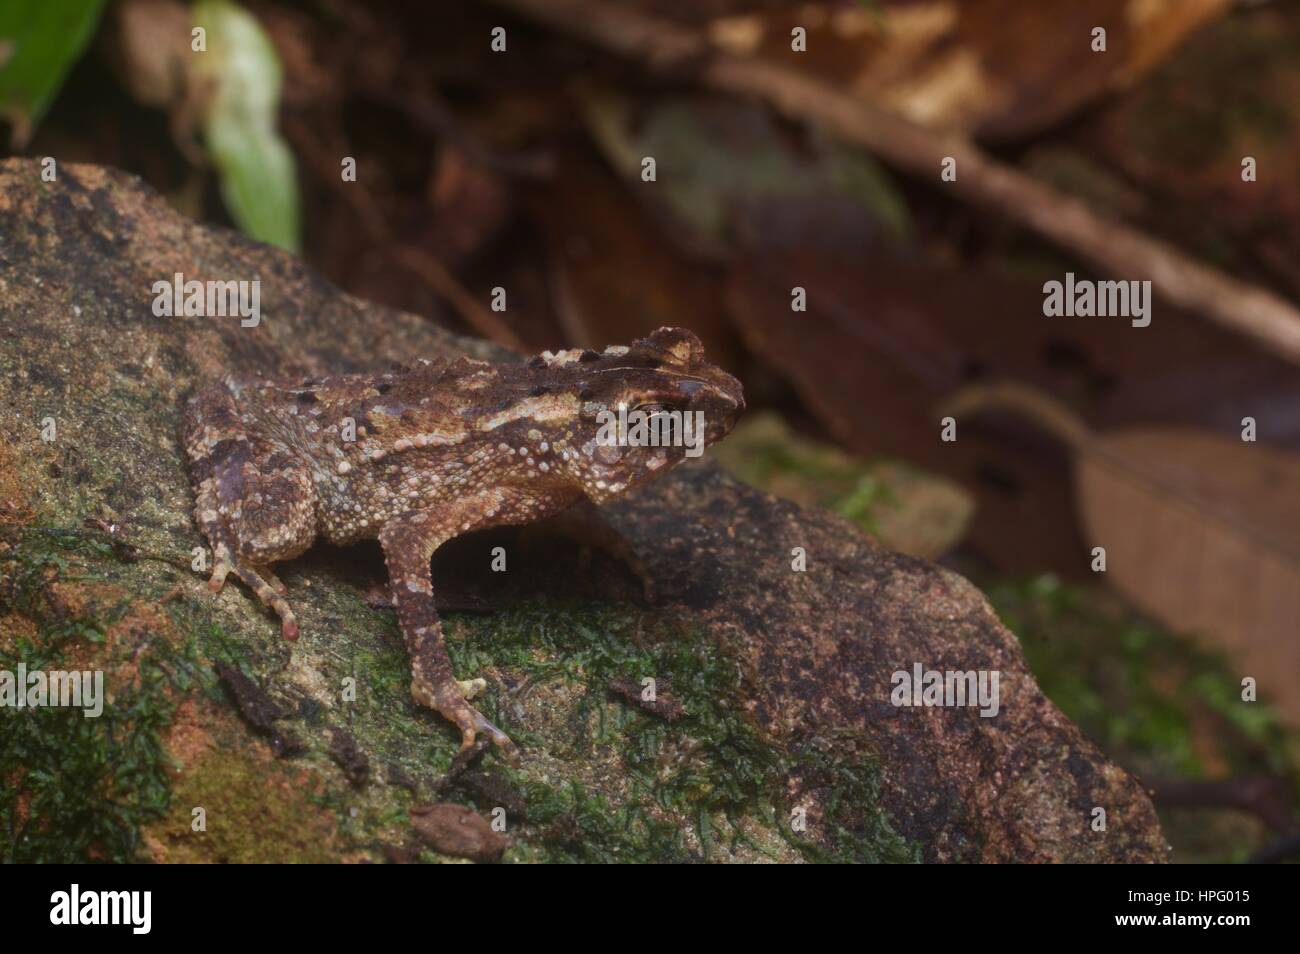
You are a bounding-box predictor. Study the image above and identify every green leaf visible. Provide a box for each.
[0,0,106,148]
[193,0,299,252]
[583,91,910,251]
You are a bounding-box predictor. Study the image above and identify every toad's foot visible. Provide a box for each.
[415,674,518,763]
[207,541,300,639]
[381,499,530,764]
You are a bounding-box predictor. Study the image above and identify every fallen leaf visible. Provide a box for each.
[582,90,909,256]
[725,251,1300,573]
[426,148,512,269]
[526,147,737,365]
[1078,6,1300,298]
[706,0,1232,141]
[711,412,973,559]
[946,381,1300,726]
[411,803,508,863]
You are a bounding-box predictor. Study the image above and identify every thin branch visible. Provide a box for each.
[1149,775,1299,834]
[362,85,556,181]
[491,0,1300,366]
[1251,831,1300,864]
[391,246,529,352]
[285,116,528,352]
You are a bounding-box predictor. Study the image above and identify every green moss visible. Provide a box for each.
[985,574,1300,863]
[153,747,338,863]
[0,527,202,863]
[712,414,972,560]
[442,597,917,863]
[779,737,924,863]
[986,575,1295,780]
[2,524,918,864]
[708,413,892,536]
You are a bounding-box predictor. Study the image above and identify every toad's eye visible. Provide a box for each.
[636,402,668,416]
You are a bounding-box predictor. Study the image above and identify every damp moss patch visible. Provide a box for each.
[439,598,918,863]
[987,574,1300,863]
[1,521,917,863]
[146,745,342,863]
[0,527,202,863]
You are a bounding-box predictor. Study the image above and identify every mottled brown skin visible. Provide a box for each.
[183,328,744,757]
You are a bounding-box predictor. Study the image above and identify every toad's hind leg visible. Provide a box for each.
[184,385,317,640]
[379,495,522,760]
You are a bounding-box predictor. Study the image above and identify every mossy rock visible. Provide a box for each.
[0,160,1166,862]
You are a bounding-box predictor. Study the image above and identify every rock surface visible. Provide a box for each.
[0,159,1167,862]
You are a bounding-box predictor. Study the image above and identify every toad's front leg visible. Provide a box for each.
[379,494,524,760]
[183,384,317,640]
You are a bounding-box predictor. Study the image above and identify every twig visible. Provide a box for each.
[1149,775,1299,834]
[285,115,528,352]
[282,116,391,241]
[1250,831,1300,864]
[360,85,555,181]
[391,246,529,352]
[156,582,184,604]
[490,0,1300,366]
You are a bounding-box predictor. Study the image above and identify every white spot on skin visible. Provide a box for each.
[542,349,584,367]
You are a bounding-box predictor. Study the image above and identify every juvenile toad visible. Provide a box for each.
[183,328,744,758]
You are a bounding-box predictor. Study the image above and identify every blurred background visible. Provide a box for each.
[2,0,1298,862]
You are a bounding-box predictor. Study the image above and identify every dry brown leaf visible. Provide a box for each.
[947,381,1300,725]
[725,251,1300,573]
[102,0,213,164]
[410,803,509,862]
[525,148,738,366]
[707,0,1232,141]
